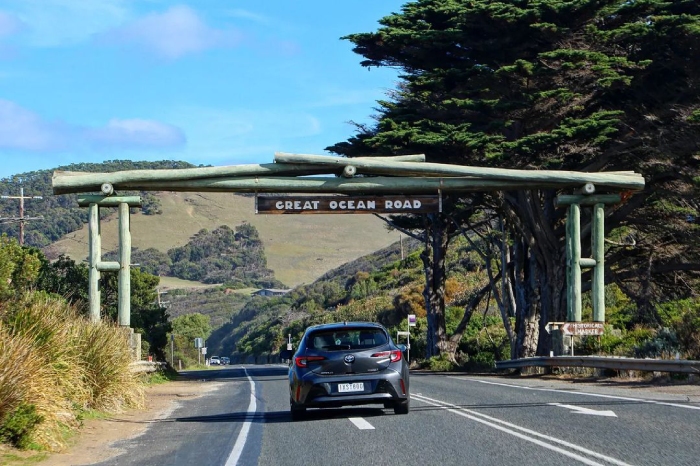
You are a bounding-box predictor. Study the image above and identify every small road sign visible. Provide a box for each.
[562,322,605,336]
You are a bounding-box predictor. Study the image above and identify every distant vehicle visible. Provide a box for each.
[221,357,230,365]
[280,321,410,420]
[210,356,221,365]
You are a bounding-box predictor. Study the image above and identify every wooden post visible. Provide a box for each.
[592,203,605,322]
[118,202,131,327]
[566,212,573,322]
[570,203,582,322]
[88,203,101,323]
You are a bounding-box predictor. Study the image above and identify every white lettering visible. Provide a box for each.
[303,201,313,209]
[385,200,394,209]
[357,200,366,209]
[294,201,301,209]
[312,201,320,209]
[403,200,411,208]
[275,201,284,209]
[367,201,376,209]
[413,200,422,208]
[339,201,347,209]
[348,200,355,209]
[285,201,293,209]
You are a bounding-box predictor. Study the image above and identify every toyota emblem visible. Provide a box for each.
[344,354,355,363]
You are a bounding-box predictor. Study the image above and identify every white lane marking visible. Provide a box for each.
[412,394,633,466]
[463,378,700,411]
[551,403,617,417]
[349,417,375,430]
[225,367,257,466]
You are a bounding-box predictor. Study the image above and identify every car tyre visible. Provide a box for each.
[290,399,306,421]
[393,398,410,415]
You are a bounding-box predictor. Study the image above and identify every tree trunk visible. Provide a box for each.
[420,213,450,359]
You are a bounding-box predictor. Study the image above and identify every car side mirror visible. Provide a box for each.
[280,349,294,361]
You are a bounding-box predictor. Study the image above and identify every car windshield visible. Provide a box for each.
[307,327,388,351]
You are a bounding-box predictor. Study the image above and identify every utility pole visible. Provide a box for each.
[1,187,43,245]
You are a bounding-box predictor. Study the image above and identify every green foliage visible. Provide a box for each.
[171,313,212,341]
[166,224,283,287]
[426,354,454,372]
[0,236,42,300]
[0,403,43,450]
[657,299,700,359]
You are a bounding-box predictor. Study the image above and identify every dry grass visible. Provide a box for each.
[0,293,143,451]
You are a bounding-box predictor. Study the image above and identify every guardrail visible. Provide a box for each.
[495,356,700,374]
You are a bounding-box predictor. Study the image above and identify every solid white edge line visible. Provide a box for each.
[412,394,634,466]
[349,417,376,430]
[225,367,257,466]
[465,378,700,411]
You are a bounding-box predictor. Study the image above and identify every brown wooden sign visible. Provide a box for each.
[256,195,440,214]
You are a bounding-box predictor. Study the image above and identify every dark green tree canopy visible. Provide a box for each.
[330,0,700,323]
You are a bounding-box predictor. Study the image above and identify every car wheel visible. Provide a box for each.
[393,398,409,415]
[290,398,306,421]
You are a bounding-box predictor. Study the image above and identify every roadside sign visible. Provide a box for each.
[408,314,416,326]
[194,337,204,348]
[201,347,207,355]
[562,322,605,336]
[397,331,410,337]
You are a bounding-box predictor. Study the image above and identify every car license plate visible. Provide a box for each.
[338,382,364,393]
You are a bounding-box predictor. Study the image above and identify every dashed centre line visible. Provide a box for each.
[349,417,375,430]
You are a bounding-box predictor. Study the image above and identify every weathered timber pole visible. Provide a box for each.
[88,203,101,323]
[52,155,426,194]
[592,203,605,322]
[274,153,645,191]
[570,203,582,322]
[56,176,644,196]
[80,195,141,326]
[119,202,131,327]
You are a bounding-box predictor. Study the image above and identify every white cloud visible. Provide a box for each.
[0,99,185,152]
[9,0,129,47]
[86,118,185,149]
[98,5,242,59]
[0,99,70,151]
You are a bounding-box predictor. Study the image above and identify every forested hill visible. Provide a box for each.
[103,223,285,289]
[0,160,197,247]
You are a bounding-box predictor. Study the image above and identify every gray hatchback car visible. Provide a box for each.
[280,321,410,420]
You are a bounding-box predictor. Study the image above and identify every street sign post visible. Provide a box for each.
[561,322,605,336]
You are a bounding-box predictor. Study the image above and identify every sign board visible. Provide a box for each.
[562,322,605,336]
[256,195,440,214]
[201,347,207,355]
[397,331,410,337]
[194,337,204,348]
[408,314,416,326]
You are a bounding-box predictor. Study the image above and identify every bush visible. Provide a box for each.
[0,403,43,449]
[427,354,454,372]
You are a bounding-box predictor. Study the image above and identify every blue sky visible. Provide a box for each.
[0,0,405,179]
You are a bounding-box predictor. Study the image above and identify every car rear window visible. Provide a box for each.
[308,328,388,350]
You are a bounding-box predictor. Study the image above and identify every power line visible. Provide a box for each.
[0,187,44,245]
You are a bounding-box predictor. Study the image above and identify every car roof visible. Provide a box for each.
[305,321,386,332]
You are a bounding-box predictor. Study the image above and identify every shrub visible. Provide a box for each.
[0,403,43,449]
[427,354,454,372]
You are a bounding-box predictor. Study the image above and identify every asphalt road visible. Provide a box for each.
[94,365,700,466]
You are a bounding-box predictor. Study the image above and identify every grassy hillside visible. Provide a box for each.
[43,192,399,287]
